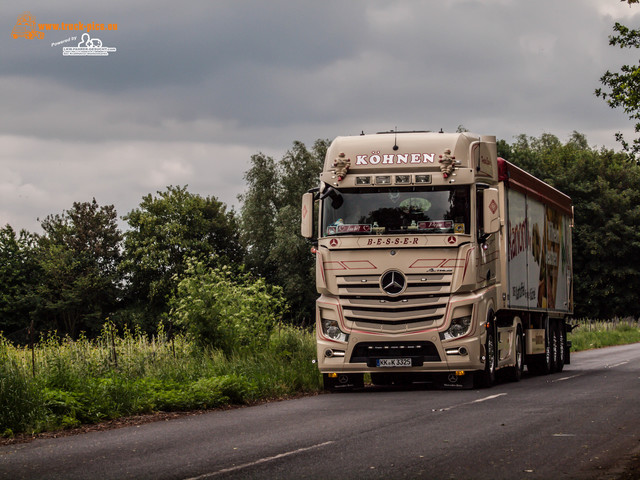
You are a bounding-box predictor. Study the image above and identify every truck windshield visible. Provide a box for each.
[321,186,470,237]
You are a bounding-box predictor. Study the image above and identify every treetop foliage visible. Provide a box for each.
[121,185,243,328]
[596,0,640,160]
[239,139,328,325]
[35,199,123,338]
[0,225,40,336]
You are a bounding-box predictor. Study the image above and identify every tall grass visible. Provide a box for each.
[4,318,639,437]
[569,318,640,351]
[0,324,321,437]
[0,336,47,436]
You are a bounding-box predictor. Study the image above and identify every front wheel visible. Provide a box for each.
[475,326,496,388]
[370,373,393,386]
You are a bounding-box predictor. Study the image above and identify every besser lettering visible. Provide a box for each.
[367,238,419,246]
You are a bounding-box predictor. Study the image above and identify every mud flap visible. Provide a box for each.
[440,372,475,389]
[323,373,364,391]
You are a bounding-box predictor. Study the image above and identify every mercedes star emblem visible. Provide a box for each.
[380,270,406,296]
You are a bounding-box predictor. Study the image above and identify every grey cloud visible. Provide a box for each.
[1,0,638,232]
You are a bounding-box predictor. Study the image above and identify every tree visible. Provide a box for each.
[562,148,640,318]
[238,153,280,280]
[595,0,640,160]
[36,199,123,337]
[121,186,243,329]
[0,225,40,339]
[239,140,329,325]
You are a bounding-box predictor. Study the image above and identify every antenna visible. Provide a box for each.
[393,126,399,150]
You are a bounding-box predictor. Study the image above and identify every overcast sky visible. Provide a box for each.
[2,0,639,233]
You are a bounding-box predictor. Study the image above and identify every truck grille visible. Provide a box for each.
[336,273,451,332]
[350,341,441,363]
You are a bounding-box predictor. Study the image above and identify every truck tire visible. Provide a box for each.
[475,325,496,388]
[527,320,553,375]
[555,321,565,373]
[370,373,393,386]
[505,325,524,382]
[549,320,558,373]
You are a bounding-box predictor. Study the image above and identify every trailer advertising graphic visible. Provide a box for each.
[507,188,571,312]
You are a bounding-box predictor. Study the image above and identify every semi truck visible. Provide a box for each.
[301,131,573,389]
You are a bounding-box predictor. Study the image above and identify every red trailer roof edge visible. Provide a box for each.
[497,157,573,217]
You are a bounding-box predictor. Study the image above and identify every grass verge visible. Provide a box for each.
[569,319,640,352]
[0,324,321,438]
[2,318,639,439]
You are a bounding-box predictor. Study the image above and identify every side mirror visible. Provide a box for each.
[301,192,314,238]
[319,185,343,209]
[483,188,500,235]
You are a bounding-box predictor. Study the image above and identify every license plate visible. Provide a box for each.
[376,358,411,367]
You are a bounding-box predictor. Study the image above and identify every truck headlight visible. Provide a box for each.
[321,319,349,343]
[441,315,472,340]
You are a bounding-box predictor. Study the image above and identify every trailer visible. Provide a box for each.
[301,131,573,389]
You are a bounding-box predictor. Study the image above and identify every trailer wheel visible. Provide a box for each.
[555,321,565,373]
[527,319,553,375]
[505,325,524,382]
[475,324,496,388]
[548,320,558,373]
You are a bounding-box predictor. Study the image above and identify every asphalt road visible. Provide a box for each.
[2,344,640,480]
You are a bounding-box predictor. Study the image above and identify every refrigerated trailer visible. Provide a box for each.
[301,131,573,389]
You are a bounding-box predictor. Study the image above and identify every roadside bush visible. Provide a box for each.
[0,323,320,438]
[0,339,46,435]
[170,261,287,354]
